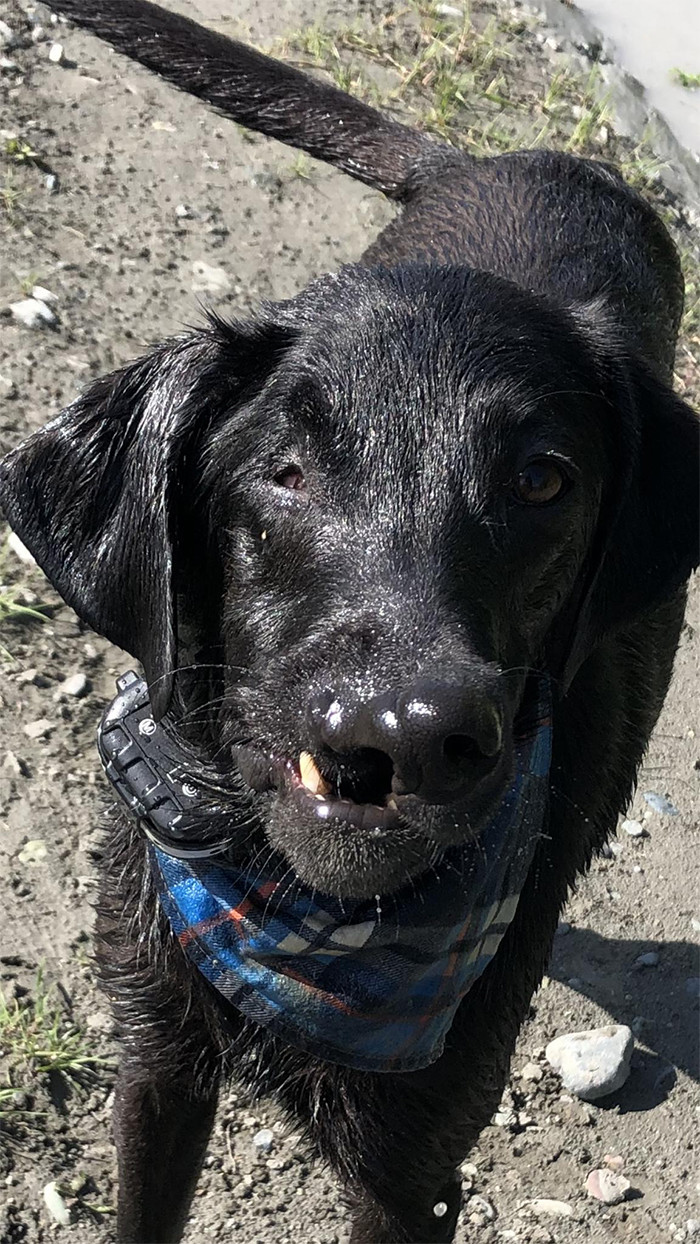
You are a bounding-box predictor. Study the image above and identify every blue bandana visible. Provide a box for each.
[152,678,551,1073]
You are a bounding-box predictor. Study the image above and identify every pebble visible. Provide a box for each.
[17,668,49,687]
[603,1154,625,1172]
[435,3,464,14]
[469,1195,495,1221]
[7,531,36,564]
[46,173,59,193]
[622,818,645,837]
[42,1181,70,1226]
[31,285,58,304]
[54,672,89,699]
[175,203,190,218]
[635,951,660,968]
[492,1106,518,1128]
[0,20,17,49]
[0,373,16,398]
[18,838,47,865]
[522,1199,574,1218]
[191,260,230,294]
[23,718,54,739]
[9,298,57,329]
[545,1024,634,1100]
[643,790,680,816]
[687,1221,700,1236]
[586,1168,631,1204]
[521,1061,544,1082]
[253,1127,274,1152]
[48,42,64,63]
[4,750,26,776]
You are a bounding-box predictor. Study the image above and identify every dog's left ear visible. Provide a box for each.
[0,321,289,718]
[559,317,699,689]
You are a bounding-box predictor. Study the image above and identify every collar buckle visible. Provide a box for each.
[97,670,234,860]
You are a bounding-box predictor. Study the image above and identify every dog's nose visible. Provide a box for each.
[309,679,504,803]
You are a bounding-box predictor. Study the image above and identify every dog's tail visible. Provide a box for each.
[52,0,435,200]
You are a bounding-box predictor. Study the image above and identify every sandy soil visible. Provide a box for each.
[0,1,698,1242]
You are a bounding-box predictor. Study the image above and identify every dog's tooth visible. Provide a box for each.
[299,751,330,796]
[386,796,398,811]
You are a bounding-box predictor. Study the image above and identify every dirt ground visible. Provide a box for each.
[0,1,698,1242]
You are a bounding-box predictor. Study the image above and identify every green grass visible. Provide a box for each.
[672,68,700,89]
[0,534,51,657]
[0,970,104,1086]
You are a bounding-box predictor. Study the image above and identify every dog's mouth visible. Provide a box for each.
[232,734,514,899]
[235,745,405,834]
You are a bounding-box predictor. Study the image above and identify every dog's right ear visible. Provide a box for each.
[0,320,291,718]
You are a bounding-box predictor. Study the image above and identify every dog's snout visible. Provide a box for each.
[310,678,504,804]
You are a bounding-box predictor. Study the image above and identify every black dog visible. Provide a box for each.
[1,2,698,1241]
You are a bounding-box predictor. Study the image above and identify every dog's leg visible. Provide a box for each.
[113,1062,219,1243]
[95,820,228,1242]
[347,1172,462,1244]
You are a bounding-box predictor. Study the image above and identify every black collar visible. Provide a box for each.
[97,671,236,859]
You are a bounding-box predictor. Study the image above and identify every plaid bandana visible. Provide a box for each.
[152,677,551,1073]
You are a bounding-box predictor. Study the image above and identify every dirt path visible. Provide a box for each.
[0,2,698,1242]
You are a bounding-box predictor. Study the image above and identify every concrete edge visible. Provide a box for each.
[533,0,700,211]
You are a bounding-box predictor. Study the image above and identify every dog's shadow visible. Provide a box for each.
[548,925,699,1112]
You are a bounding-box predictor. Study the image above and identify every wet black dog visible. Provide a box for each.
[1,2,698,1241]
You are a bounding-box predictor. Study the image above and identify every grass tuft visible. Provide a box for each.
[0,969,105,1086]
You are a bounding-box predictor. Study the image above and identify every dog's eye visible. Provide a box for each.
[513,459,567,505]
[274,466,306,492]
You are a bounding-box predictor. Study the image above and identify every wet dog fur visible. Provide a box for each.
[0,2,698,1241]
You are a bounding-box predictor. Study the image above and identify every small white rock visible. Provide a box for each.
[4,750,26,776]
[31,24,47,43]
[0,20,17,49]
[522,1199,574,1218]
[45,173,59,193]
[23,718,54,739]
[191,260,230,294]
[42,1181,71,1226]
[48,42,64,63]
[470,1195,495,1221]
[31,285,58,305]
[9,298,56,329]
[252,1127,274,1152]
[175,203,190,218]
[545,1024,634,1101]
[521,1061,544,1082]
[54,672,89,699]
[622,818,645,837]
[7,531,36,564]
[434,3,464,15]
[18,838,47,865]
[586,1168,631,1204]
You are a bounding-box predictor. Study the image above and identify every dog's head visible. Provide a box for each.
[1,266,697,896]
